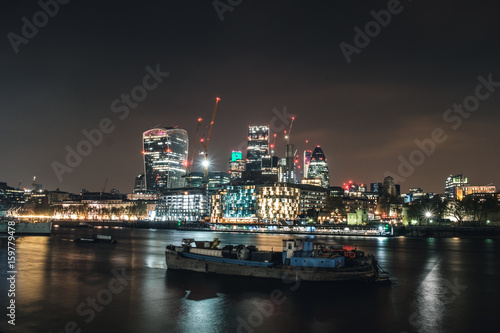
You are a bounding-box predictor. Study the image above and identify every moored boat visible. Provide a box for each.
[74,234,117,244]
[0,221,52,236]
[165,238,389,282]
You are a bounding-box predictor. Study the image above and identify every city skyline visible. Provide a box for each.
[2,1,500,194]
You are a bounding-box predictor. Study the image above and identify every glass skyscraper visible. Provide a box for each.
[246,125,269,171]
[307,146,330,188]
[143,127,188,192]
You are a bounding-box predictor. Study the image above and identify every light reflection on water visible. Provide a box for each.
[1,229,498,332]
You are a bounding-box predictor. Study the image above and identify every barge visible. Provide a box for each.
[0,221,52,235]
[165,238,389,282]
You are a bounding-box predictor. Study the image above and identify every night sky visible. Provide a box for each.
[2,0,499,194]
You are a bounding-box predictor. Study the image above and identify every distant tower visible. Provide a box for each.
[133,173,146,193]
[143,127,188,192]
[229,151,245,180]
[307,146,329,188]
[246,125,269,172]
[382,176,399,197]
[303,149,312,178]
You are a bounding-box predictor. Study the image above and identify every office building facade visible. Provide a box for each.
[143,127,188,192]
[246,125,269,172]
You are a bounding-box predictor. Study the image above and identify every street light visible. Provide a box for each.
[425,211,433,224]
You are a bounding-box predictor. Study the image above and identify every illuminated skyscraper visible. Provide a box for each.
[307,146,329,188]
[229,150,245,180]
[246,125,269,172]
[143,127,188,192]
[303,149,312,178]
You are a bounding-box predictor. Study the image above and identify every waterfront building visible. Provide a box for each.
[445,174,468,199]
[211,185,259,223]
[257,183,300,223]
[246,125,269,172]
[156,188,209,222]
[297,184,328,217]
[306,146,329,188]
[53,196,149,220]
[143,127,188,192]
[210,182,327,224]
[456,185,496,200]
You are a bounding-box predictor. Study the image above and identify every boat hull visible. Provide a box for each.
[165,249,378,282]
[0,221,52,235]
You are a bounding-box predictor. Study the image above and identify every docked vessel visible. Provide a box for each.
[74,234,117,244]
[165,238,389,282]
[0,221,52,235]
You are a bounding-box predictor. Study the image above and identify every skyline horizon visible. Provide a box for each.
[1,114,494,195]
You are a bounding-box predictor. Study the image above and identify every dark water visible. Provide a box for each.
[1,228,499,333]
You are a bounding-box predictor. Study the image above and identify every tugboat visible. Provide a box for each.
[165,238,389,282]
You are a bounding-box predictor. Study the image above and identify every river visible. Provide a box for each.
[1,228,498,332]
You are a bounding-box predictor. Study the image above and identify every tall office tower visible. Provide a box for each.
[133,173,146,193]
[445,174,469,199]
[382,176,400,197]
[278,144,296,183]
[303,149,312,178]
[261,155,280,182]
[246,125,269,172]
[307,146,329,188]
[229,151,245,180]
[143,127,188,192]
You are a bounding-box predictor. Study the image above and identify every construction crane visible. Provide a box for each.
[283,116,296,183]
[284,116,295,145]
[201,97,220,184]
[185,117,203,186]
[102,177,109,193]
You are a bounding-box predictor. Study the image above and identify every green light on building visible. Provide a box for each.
[231,151,242,162]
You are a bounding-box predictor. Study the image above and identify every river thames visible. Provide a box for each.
[1,228,499,332]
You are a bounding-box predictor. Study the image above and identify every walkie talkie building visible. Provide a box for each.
[143,127,188,192]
